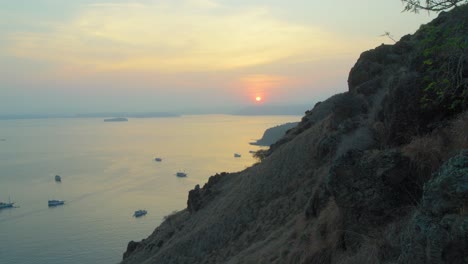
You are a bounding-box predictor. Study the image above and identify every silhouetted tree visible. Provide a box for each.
[401,0,466,12]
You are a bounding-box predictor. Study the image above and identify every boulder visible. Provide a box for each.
[398,150,468,264]
[327,149,414,248]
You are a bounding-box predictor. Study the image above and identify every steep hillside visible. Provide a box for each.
[121,6,467,264]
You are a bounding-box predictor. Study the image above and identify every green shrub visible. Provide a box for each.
[417,22,468,113]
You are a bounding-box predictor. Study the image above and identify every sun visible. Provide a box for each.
[255,96,262,102]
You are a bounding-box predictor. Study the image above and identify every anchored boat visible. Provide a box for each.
[0,197,15,209]
[48,200,65,207]
[134,210,147,217]
[176,171,187,177]
[0,201,14,209]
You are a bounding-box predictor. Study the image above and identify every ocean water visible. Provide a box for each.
[0,115,299,264]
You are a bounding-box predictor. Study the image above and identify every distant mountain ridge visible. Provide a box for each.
[104,117,128,122]
[232,104,311,116]
[0,112,179,120]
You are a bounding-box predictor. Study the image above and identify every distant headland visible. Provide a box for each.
[104,117,128,122]
[250,122,298,146]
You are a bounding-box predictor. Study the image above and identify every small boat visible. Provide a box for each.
[55,175,61,182]
[154,158,162,162]
[134,210,147,217]
[0,202,14,209]
[0,197,15,209]
[48,200,65,207]
[234,153,241,158]
[176,172,187,177]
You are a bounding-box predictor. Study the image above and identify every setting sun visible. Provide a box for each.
[255,96,262,102]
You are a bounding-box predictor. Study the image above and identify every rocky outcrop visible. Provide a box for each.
[398,150,468,264]
[123,241,142,260]
[121,5,468,264]
[327,150,415,245]
[187,172,229,213]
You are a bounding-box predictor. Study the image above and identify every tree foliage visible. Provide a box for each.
[401,0,467,12]
[418,22,468,112]
[252,149,268,162]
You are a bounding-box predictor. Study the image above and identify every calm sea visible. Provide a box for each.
[0,115,299,264]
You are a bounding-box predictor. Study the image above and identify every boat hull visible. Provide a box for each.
[48,200,65,207]
[0,203,14,209]
[134,210,147,217]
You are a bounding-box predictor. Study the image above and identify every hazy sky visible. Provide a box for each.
[0,0,433,114]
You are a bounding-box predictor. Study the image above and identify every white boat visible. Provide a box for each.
[0,202,14,209]
[234,153,241,158]
[48,200,65,207]
[0,197,15,209]
[176,172,187,177]
[55,175,61,182]
[134,209,147,217]
[154,158,162,162]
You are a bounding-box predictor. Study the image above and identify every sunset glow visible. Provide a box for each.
[255,96,262,102]
[0,1,432,114]
[6,3,366,74]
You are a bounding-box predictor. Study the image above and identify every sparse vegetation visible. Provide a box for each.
[252,149,268,161]
[401,0,467,12]
[417,21,468,113]
[402,112,467,185]
[381,31,397,43]
[163,210,179,222]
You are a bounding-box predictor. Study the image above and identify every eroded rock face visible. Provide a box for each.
[187,172,229,213]
[422,150,468,216]
[327,149,416,249]
[398,150,468,264]
[328,150,413,223]
[123,241,142,260]
[348,44,393,93]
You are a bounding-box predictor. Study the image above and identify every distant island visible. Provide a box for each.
[250,122,298,146]
[104,117,128,122]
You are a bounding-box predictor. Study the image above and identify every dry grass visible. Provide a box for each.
[402,111,468,186]
[402,134,445,184]
[334,238,381,264]
[315,199,343,247]
[460,203,468,215]
[372,121,387,149]
[450,112,468,150]
[292,200,344,264]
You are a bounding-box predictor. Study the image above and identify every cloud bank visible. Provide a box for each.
[7,1,367,74]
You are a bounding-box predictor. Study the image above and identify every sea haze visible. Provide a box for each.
[0,115,299,264]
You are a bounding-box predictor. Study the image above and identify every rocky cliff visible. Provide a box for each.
[121,6,467,264]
